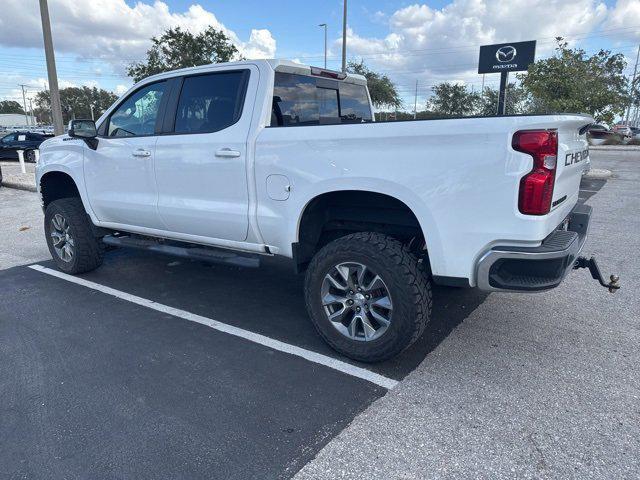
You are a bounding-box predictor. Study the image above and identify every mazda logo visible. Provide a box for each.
[496,46,517,62]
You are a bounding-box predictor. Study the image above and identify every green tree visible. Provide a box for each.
[347,60,402,110]
[519,38,628,124]
[127,27,241,82]
[428,82,480,116]
[478,83,528,116]
[0,100,25,114]
[35,87,118,124]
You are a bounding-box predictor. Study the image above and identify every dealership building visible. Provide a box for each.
[0,113,37,128]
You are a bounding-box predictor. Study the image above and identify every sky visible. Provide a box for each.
[0,0,639,111]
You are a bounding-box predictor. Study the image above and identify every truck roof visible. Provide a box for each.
[140,59,367,86]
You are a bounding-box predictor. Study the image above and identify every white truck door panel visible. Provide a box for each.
[154,67,257,241]
[84,80,167,229]
[84,137,161,228]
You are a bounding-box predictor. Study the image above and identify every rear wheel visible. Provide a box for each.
[304,232,432,362]
[44,198,104,274]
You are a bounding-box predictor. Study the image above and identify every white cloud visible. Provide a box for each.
[0,0,276,70]
[338,0,609,93]
[114,84,129,96]
[604,0,640,42]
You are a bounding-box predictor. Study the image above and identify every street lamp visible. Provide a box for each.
[318,23,327,69]
[341,0,347,72]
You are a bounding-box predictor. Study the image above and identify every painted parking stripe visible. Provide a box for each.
[29,264,398,390]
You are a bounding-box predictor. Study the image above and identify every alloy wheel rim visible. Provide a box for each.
[321,262,393,342]
[50,213,75,262]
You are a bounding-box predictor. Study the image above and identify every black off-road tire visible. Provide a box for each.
[304,232,432,362]
[44,198,104,274]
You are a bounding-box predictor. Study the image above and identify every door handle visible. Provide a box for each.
[132,149,151,158]
[215,148,241,158]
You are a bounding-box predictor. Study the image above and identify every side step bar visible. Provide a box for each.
[102,235,261,268]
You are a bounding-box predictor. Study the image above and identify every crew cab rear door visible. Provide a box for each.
[154,66,255,241]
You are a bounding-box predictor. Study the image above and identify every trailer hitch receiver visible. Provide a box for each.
[574,256,620,293]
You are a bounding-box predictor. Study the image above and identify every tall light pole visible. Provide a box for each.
[413,80,418,120]
[341,0,347,72]
[38,0,64,135]
[19,84,29,125]
[625,44,640,126]
[319,23,327,69]
[29,98,35,125]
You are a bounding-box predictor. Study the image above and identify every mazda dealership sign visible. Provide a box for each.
[478,40,536,74]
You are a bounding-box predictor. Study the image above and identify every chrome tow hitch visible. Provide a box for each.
[574,256,621,293]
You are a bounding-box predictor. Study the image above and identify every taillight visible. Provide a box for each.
[513,129,558,215]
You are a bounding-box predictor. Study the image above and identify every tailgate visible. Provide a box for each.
[552,119,591,211]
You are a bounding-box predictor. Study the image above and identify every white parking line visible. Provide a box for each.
[29,264,398,390]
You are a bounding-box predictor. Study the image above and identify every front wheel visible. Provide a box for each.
[44,198,104,274]
[25,149,36,163]
[304,232,432,362]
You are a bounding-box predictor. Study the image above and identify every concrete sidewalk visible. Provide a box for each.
[1,161,36,192]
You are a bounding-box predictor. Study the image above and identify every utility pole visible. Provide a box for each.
[341,0,347,72]
[39,0,64,135]
[90,103,95,121]
[19,85,29,125]
[625,44,640,125]
[28,98,35,125]
[481,74,485,93]
[413,80,418,120]
[497,72,508,116]
[319,23,327,69]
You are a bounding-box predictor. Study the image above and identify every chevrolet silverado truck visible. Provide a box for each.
[35,60,618,362]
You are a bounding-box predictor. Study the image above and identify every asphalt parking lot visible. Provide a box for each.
[1,149,638,479]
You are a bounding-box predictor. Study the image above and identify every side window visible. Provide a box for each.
[174,71,248,134]
[273,73,319,126]
[2,133,17,143]
[339,83,373,123]
[107,81,166,137]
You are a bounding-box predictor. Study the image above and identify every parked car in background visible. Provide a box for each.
[630,126,640,140]
[0,131,46,162]
[586,124,617,145]
[612,124,633,139]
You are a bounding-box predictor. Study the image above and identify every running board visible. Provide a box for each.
[102,235,260,268]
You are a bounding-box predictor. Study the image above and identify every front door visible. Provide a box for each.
[154,68,256,241]
[84,80,167,230]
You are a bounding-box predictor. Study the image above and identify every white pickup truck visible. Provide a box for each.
[36,59,617,362]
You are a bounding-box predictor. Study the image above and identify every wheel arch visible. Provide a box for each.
[293,187,440,273]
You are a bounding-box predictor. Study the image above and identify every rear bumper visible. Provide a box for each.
[476,204,591,292]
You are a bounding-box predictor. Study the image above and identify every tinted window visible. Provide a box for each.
[2,133,17,143]
[339,83,373,123]
[175,71,247,134]
[108,81,166,137]
[273,73,319,126]
[272,72,372,126]
[318,88,339,124]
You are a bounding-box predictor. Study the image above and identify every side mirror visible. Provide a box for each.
[68,119,97,139]
[68,119,98,150]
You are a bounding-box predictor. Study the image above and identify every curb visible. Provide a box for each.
[589,146,640,151]
[1,181,37,193]
[584,168,612,179]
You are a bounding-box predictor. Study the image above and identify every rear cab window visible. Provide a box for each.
[271,72,372,127]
